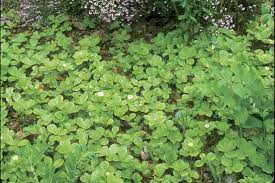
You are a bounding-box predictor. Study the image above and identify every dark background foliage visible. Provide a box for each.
[1,0,266,31]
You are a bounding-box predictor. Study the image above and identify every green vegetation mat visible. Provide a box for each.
[1,6,274,183]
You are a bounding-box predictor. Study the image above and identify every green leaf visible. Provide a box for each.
[154,163,167,177]
[264,119,274,133]
[73,50,90,65]
[149,55,163,67]
[172,160,189,171]
[221,156,232,167]
[111,126,119,135]
[80,173,91,182]
[56,140,73,154]
[76,118,93,130]
[114,106,128,117]
[242,116,263,129]
[47,124,59,135]
[194,160,204,167]
[106,174,123,183]
[217,138,237,152]
[53,159,64,168]
[144,111,166,127]
[179,47,196,59]
[79,34,100,48]
[232,161,244,172]
[48,95,63,107]
[206,152,216,161]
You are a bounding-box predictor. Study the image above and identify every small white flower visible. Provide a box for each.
[265,66,270,71]
[63,64,67,67]
[106,172,110,176]
[96,91,104,97]
[205,123,210,128]
[188,142,194,147]
[12,155,19,161]
[127,95,134,100]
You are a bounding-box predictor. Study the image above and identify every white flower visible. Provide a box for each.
[204,123,210,128]
[127,95,134,100]
[265,66,270,71]
[85,0,143,22]
[188,142,194,147]
[12,155,19,161]
[106,172,110,176]
[96,91,104,97]
[63,64,67,67]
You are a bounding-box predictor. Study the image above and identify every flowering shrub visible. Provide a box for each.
[60,0,175,22]
[1,0,63,26]
[83,0,143,22]
[174,0,262,30]
[1,0,265,29]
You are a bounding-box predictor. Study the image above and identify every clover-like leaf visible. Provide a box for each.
[154,163,167,177]
[73,50,90,65]
[179,47,196,60]
[144,111,166,127]
[56,140,73,154]
[217,138,237,152]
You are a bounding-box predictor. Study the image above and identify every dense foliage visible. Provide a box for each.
[1,1,274,183]
[1,0,262,30]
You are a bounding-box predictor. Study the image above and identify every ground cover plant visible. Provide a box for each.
[0,1,274,183]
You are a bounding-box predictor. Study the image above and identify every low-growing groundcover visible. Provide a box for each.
[0,5,274,183]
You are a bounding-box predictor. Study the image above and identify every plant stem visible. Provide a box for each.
[29,159,39,183]
[172,1,179,17]
[208,162,220,183]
